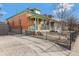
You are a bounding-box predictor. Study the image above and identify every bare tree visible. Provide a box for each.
[53,3,68,40]
[66,16,78,50]
[53,3,78,50]
[6,20,11,32]
[66,16,78,31]
[0,7,4,23]
[53,3,75,32]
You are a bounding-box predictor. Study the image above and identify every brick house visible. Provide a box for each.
[5,8,51,34]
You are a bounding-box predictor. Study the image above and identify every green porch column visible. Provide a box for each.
[29,17,32,31]
[41,19,46,30]
[49,21,51,31]
[34,17,37,32]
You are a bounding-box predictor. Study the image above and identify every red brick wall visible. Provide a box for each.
[20,13,29,29]
[7,12,30,30]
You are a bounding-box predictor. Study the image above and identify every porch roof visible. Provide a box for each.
[29,13,46,20]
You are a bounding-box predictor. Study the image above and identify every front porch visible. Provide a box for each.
[28,14,51,33]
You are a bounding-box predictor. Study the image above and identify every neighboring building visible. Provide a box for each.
[50,20,61,32]
[49,19,69,33]
[0,22,9,35]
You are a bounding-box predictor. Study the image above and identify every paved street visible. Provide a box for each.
[0,35,70,56]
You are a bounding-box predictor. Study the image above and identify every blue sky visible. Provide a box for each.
[0,3,79,22]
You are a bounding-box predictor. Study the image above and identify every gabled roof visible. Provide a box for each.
[6,9,27,20]
[6,8,47,21]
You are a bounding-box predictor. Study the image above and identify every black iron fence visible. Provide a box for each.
[0,24,78,50]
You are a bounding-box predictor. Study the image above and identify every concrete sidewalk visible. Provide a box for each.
[70,35,79,56]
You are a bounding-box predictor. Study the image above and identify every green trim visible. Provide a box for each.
[6,9,28,20]
[6,8,48,21]
[29,17,31,31]
[34,17,37,32]
[30,14,46,20]
[6,8,41,20]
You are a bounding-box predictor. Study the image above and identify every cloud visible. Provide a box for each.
[58,3,74,11]
[53,3,74,14]
[58,8,65,13]
[53,10,57,14]
[53,3,75,21]
[0,11,7,15]
[0,4,3,7]
[0,4,7,15]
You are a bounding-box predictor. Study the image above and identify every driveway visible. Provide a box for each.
[0,35,70,56]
